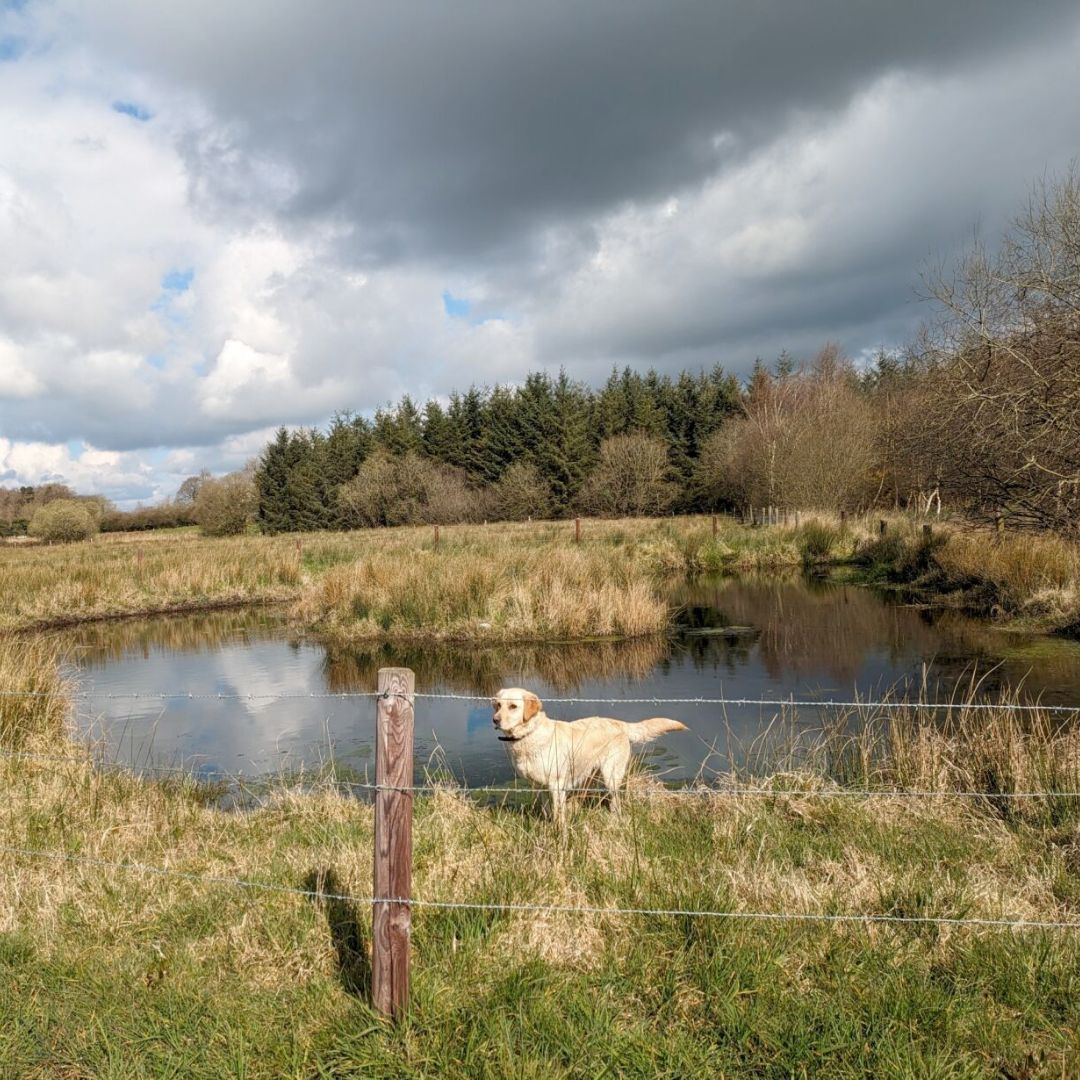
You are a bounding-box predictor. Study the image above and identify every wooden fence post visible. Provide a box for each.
[373,667,415,1021]
[433,524,440,547]
[711,515,718,537]
[794,510,800,528]
[996,514,1005,537]
[879,519,887,537]
[575,517,581,544]
[840,510,847,528]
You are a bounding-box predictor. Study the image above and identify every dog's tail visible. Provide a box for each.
[623,717,688,744]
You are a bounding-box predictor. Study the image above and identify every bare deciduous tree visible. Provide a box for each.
[918,166,1080,532]
[579,433,677,517]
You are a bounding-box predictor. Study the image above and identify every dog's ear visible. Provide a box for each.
[523,693,541,721]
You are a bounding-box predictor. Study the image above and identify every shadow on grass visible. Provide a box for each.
[304,868,371,999]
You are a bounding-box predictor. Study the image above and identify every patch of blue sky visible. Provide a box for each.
[112,100,153,122]
[0,34,25,61]
[146,353,166,371]
[162,268,194,293]
[442,290,471,319]
[66,439,84,461]
[443,289,503,326]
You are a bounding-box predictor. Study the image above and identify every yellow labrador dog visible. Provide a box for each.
[492,688,687,823]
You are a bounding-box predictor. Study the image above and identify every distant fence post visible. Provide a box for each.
[840,510,847,529]
[711,515,717,537]
[575,517,581,544]
[433,524,440,547]
[373,667,415,1021]
[878,519,887,537]
[995,513,1005,537]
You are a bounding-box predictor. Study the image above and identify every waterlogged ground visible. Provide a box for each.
[48,574,1080,787]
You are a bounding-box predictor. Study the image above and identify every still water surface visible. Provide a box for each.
[56,576,1080,786]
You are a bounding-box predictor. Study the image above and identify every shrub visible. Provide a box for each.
[27,499,98,543]
[492,461,552,521]
[193,473,258,537]
[336,451,481,528]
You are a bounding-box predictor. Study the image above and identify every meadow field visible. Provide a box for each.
[1,636,1078,1076]
[2,513,1079,640]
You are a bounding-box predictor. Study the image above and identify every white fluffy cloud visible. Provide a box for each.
[0,2,1078,504]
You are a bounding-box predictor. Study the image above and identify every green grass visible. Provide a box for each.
[2,785,1078,1078]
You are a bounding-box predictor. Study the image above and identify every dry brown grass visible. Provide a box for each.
[934,529,1080,623]
[296,536,669,641]
[0,529,302,632]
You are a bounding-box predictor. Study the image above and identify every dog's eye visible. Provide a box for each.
[509,703,518,709]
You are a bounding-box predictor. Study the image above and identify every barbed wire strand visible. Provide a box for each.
[3,687,1079,713]
[2,843,1077,932]
[3,748,1077,800]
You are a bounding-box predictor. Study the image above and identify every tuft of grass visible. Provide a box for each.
[0,637,68,749]
[296,539,669,642]
[797,520,841,564]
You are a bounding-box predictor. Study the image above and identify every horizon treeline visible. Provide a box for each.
[255,168,1080,536]
[254,367,742,531]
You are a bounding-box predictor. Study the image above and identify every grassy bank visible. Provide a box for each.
[848,520,1080,635]
[1,644,1079,1076]
[3,514,1080,641]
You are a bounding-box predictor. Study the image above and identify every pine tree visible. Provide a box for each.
[255,428,296,534]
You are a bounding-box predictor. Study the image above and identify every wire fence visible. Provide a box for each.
[6,678,1080,949]
[5,746,1080,802]
[4,686,1080,714]
[2,843,1078,933]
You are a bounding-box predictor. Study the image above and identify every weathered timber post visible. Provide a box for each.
[295,538,303,561]
[712,515,718,537]
[996,514,1005,537]
[373,667,415,1021]
[840,510,847,528]
[794,510,801,528]
[575,517,581,544]
[782,508,789,527]
[433,524,440,547]
[879,519,887,537]
[761,507,767,528]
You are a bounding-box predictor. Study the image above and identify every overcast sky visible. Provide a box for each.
[2,1,1079,506]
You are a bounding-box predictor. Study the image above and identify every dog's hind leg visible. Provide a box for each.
[599,745,631,815]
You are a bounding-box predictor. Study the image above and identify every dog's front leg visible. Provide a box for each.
[550,786,568,828]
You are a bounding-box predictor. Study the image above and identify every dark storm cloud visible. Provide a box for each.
[86,0,1080,266]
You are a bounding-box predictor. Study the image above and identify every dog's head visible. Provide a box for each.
[492,687,543,741]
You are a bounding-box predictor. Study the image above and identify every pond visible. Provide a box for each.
[54,575,1080,788]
